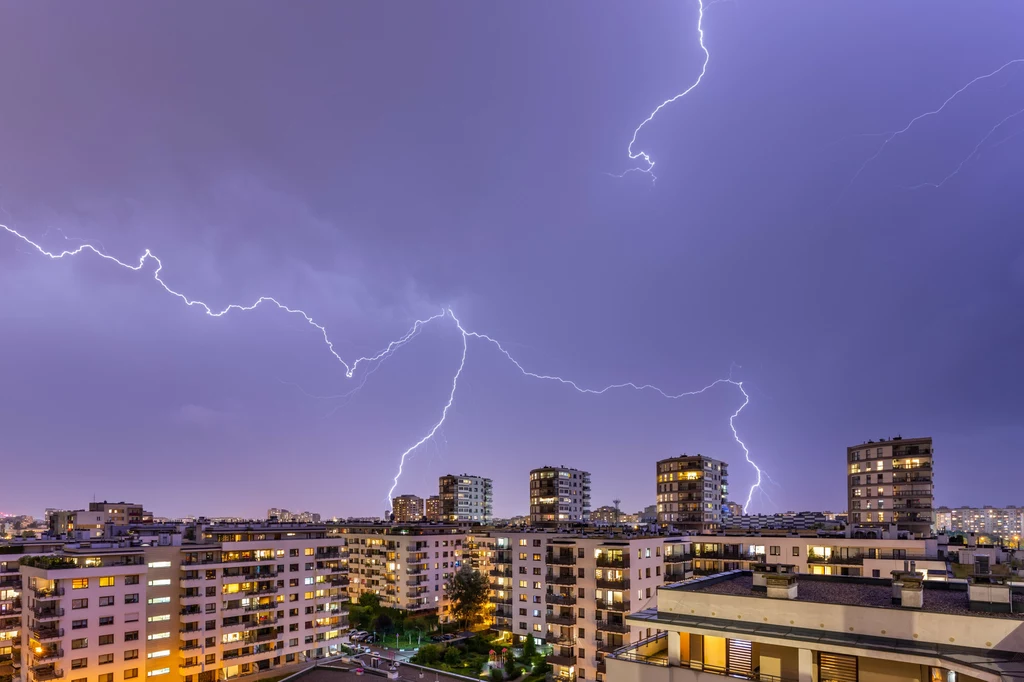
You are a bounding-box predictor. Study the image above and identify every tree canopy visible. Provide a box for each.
[445,565,490,627]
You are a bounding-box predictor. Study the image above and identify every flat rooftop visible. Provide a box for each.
[298,663,472,682]
[671,572,1024,620]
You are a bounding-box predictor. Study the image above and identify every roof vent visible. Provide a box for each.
[891,571,923,609]
[969,575,1011,613]
[765,574,798,600]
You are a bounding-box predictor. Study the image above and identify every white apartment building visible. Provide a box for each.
[3,523,348,682]
[331,525,465,619]
[529,467,591,527]
[608,568,1023,682]
[935,506,1024,540]
[438,475,493,524]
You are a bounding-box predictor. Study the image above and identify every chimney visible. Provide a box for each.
[766,574,798,600]
[891,571,923,609]
[968,575,1011,613]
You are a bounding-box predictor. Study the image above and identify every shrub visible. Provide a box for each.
[443,646,461,666]
[489,668,504,682]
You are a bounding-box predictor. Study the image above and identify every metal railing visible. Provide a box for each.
[596,555,629,569]
[545,593,577,606]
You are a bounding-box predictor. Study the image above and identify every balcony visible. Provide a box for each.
[602,601,630,613]
[489,594,512,605]
[892,490,933,498]
[489,568,512,578]
[892,461,932,470]
[807,554,864,566]
[31,606,63,621]
[545,593,577,606]
[30,667,63,681]
[596,555,628,569]
[663,553,693,563]
[596,577,629,590]
[892,475,932,484]
[547,651,577,667]
[180,592,203,602]
[32,587,64,601]
[245,602,277,613]
[545,632,576,646]
[546,553,577,566]
[595,639,618,653]
[179,641,202,651]
[547,573,577,585]
[179,660,201,671]
[245,617,278,629]
[596,620,629,634]
[242,585,279,597]
[329,576,349,587]
[546,612,577,626]
[32,650,63,664]
[31,626,63,641]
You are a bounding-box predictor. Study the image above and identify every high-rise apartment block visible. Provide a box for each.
[935,506,1024,539]
[391,495,425,523]
[1,523,348,682]
[335,524,465,617]
[847,436,934,537]
[656,454,728,531]
[424,497,443,523]
[529,467,591,527]
[87,502,145,526]
[438,475,493,523]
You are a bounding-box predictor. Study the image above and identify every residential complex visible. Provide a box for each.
[437,475,493,524]
[528,467,591,527]
[331,524,465,617]
[609,568,1023,682]
[847,436,935,537]
[935,506,1024,540]
[390,496,424,524]
[265,510,321,524]
[1,522,348,682]
[722,511,843,532]
[656,455,729,532]
[86,503,146,527]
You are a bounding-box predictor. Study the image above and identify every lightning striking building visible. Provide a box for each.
[656,454,729,532]
[529,467,592,527]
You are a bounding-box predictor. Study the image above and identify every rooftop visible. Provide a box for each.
[670,571,1024,620]
[296,663,472,682]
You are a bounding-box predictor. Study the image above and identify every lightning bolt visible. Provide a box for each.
[612,0,710,182]
[3,224,767,513]
[845,58,1024,192]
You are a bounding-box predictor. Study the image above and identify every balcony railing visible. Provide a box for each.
[546,554,577,566]
[595,620,629,634]
[807,554,864,565]
[545,632,576,646]
[545,593,577,606]
[595,639,618,653]
[596,577,629,590]
[31,606,63,620]
[32,588,64,600]
[31,627,63,641]
[547,652,577,667]
[601,601,630,613]
[31,667,63,681]
[245,618,278,629]
[892,490,933,498]
[489,568,512,577]
[489,594,512,605]
[663,554,693,563]
[546,612,577,626]
[245,602,277,613]
[547,574,577,585]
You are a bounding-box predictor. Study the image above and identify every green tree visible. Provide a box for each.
[373,612,393,634]
[489,668,504,682]
[521,634,537,663]
[505,654,517,676]
[445,566,490,628]
[358,592,381,611]
[444,646,461,666]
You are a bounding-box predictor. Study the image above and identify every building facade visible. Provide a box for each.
[390,496,424,524]
[2,523,348,682]
[437,475,493,523]
[424,498,443,523]
[847,436,934,537]
[86,503,144,527]
[528,467,591,527]
[935,506,1024,540]
[656,455,729,531]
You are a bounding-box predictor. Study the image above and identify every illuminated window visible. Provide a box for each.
[146,669,170,677]
[147,579,171,587]
[99,577,115,587]
[72,578,89,590]
[147,562,171,569]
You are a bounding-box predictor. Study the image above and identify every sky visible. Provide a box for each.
[1,1,1023,521]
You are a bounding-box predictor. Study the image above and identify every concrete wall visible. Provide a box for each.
[858,656,925,682]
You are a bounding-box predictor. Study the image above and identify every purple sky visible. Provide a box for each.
[2,2,1023,520]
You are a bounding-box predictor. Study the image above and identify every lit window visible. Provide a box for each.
[99,577,115,587]
[147,579,171,587]
[146,650,170,659]
[72,579,89,590]
[147,562,171,569]
[146,669,170,677]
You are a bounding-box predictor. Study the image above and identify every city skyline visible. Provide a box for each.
[2,2,1024,519]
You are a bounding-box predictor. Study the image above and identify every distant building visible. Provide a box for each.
[639,504,658,524]
[847,436,934,537]
[656,454,728,531]
[87,500,144,525]
[267,508,321,523]
[723,511,844,532]
[438,474,493,523]
[590,506,640,526]
[529,466,591,526]
[425,496,443,522]
[935,505,1024,539]
[47,509,108,538]
[723,501,744,517]
[392,494,425,523]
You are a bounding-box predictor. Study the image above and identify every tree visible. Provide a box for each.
[445,566,490,628]
[505,654,517,676]
[521,634,537,665]
[373,612,393,634]
[358,592,381,611]
[444,646,461,666]
[489,668,504,682]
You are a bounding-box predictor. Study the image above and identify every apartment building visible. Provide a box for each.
[487,530,692,682]
[722,511,843,532]
[656,455,729,532]
[847,436,934,537]
[86,504,145,527]
[389,496,424,524]
[529,467,591,527]
[424,498,443,523]
[438,475,493,524]
[3,523,348,682]
[935,506,1024,540]
[47,512,110,540]
[330,524,465,618]
[609,568,1023,682]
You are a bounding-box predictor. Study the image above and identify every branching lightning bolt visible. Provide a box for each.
[612,0,710,182]
[845,58,1024,192]
[3,224,767,513]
